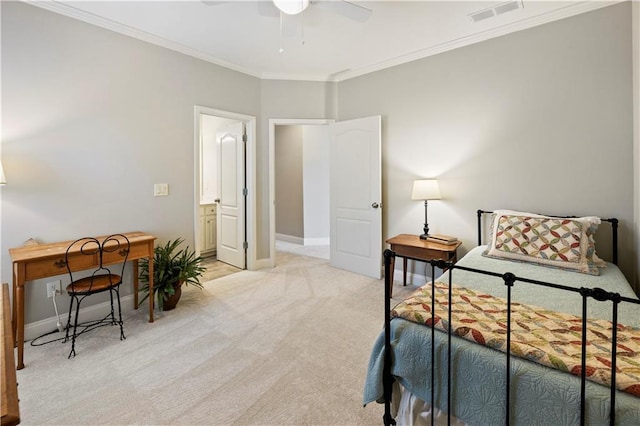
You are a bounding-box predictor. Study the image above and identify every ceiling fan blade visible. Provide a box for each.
[312,0,372,23]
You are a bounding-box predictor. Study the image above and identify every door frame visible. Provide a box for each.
[268,118,334,267]
[194,105,257,270]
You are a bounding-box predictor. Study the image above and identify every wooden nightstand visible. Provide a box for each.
[385,234,462,297]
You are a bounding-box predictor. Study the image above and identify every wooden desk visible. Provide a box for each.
[9,231,156,370]
[386,234,461,298]
[1,284,20,426]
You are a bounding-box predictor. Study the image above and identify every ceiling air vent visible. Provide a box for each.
[469,0,524,23]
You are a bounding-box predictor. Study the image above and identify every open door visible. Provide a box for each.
[216,122,246,269]
[329,116,382,279]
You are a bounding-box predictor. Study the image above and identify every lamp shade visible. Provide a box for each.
[272,0,309,15]
[0,161,6,186]
[411,179,440,200]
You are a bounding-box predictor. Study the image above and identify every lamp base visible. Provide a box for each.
[420,201,430,241]
[420,221,430,240]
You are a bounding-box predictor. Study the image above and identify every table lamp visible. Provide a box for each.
[411,179,441,239]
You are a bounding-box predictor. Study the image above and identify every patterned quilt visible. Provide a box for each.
[392,282,640,397]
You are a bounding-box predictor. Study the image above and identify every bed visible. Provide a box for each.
[364,210,640,425]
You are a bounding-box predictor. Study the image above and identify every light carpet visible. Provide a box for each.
[16,250,418,425]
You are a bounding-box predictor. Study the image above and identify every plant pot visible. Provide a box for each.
[161,282,182,311]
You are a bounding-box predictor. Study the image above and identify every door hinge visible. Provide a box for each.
[243,187,248,197]
[242,133,247,143]
[243,241,248,250]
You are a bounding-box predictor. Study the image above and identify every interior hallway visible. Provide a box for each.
[201,241,330,282]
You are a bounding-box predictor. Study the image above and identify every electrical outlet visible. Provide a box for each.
[46,280,61,298]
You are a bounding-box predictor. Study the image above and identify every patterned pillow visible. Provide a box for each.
[482,210,603,275]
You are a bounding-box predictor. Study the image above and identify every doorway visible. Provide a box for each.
[268,116,382,279]
[269,119,334,267]
[194,106,257,271]
[274,123,331,260]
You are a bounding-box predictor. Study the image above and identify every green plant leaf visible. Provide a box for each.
[137,238,205,308]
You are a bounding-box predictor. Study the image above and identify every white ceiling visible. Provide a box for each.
[33,0,620,81]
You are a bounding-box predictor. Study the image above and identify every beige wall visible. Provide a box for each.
[274,124,331,243]
[259,80,336,257]
[1,3,336,324]
[275,125,304,239]
[302,125,330,241]
[0,2,261,323]
[337,2,637,290]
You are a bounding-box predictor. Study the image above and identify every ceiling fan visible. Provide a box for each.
[273,0,372,22]
[203,0,371,52]
[203,1,372,23]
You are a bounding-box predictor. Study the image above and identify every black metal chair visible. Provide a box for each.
[63,234,130,358]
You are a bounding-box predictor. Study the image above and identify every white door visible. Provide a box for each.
[329,116,382,279]
[216,122,246,269]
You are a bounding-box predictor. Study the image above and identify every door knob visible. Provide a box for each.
[214,198,220,203]
[371,202,381,209]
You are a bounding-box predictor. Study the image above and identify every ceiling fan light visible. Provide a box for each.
[272,0,310,15]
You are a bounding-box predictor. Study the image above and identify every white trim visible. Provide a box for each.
[304,237,329,246]
[29,0,263,79]
[28,0,619,83]
[252,258,272,270]
[275,233,304,245]
[275,234,329,246]
[268,119,335,268]
[24,294,135,342]
[326,1,623,81]
[194,106,257,270]
[405,269,429,286]
[390,266,445,289]
[392,269,427,288]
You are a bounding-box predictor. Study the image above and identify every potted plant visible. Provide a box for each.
[138,238,206,311]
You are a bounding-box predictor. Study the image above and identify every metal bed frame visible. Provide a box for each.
[382,210,639,426]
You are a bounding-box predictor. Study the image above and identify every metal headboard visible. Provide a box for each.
[476,209,619,265]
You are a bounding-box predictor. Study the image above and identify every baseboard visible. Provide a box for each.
[24,294,137,341]
[253,258,273,270]
[390,267,440,287]
[303,237,329,246]
[275,233,304,245]
[276,234,329,246]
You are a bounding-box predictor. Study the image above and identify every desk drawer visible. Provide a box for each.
[103,243,148,264]
[22,244,148,281]
[24,255,96,281]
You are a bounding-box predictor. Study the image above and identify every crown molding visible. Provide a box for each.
[259,72,331,82]
[329,1,622,82]
[26,0,621,84]
[27,0,263,79]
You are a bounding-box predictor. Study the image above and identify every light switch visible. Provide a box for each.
[154,183,169,197]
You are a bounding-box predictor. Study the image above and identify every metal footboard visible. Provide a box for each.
[382,250,640,426]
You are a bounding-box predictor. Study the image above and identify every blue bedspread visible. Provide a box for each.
[363,246,640,425]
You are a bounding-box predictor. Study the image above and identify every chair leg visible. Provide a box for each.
[108,288,116,325]
[68,295,82,359]
[63,295,74,344]
[64,287,126,359]
[115,288,125,340]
